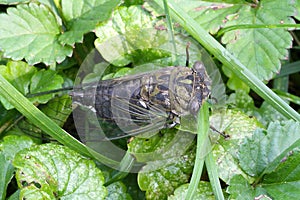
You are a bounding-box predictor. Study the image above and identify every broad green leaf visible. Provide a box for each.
[228,175,270,200]
[0,135,34,200]
[0,61,64,109]
[148,0,295,85]
[210,109,263,183]
[221,0,295,83]
[59,0,120,45]
[238,120,300,178]
[222,65,250,92]
[168,182,214,200]
[0,61,37,95]
[0,153,15,200]
[128,128,195,163]
[262,149,300,199]
[257,101,288,127]
[105,181,132,200]
[137,142,195,200]
[95,5,154,41]
[123,0,143,6]
[227,90,258,115]
[171,1,242,34]
[95,6,157,66]
[0,3,72,65]
[13,143,107,200]
[37,95,72,127]
[28,69,64,104]
[95,4,215,69]
[0,135,34,161]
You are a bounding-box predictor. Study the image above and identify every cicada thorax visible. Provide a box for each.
[140,61,211,117]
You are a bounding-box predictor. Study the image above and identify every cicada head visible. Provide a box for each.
[188,61,212,114]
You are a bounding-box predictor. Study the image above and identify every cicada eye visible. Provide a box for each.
[189,96,200,115]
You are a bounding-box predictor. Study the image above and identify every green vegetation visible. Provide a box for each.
[0,0,300,199]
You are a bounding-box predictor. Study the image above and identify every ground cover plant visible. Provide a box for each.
[0,0,300,199]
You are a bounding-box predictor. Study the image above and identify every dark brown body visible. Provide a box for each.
[90,62,211,139]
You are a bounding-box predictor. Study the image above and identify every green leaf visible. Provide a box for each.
[221,0,295,82]
[168,182,214,200]
[210,109,263,183]
[172,1,242,34]
[38,94,72,127]
[261,149,300,199]
[105,181,132,200]
[0,61,37,96]
[13,143,107,200]
[95,4,218,71]
[128,128,195,163]
[0,61,64,109]
[222,66,250,92]
[94,5,157,66]
[59,0,120,45]
[0,3,72,65]
[228,175,270,200]
[227,90,257,115]
[0,152,15,200]
[0,135,34,200]
[257,101,288,127]
[28,70,64,104]
[0,135,34,161]
[238,120,300,178]
[137,143,195,200]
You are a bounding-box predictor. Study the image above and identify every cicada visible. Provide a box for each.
[71,61,212,140]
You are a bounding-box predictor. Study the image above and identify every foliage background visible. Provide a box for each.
[0,0,300,199]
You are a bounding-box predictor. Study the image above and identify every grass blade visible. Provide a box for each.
[186,102,209,200]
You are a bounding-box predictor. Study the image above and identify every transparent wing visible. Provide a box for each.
[72,75,174,141]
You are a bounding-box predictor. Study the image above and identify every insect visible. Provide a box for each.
[21,42,214,142]
[70,60,212,140]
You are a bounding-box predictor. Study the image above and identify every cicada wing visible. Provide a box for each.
[72,68,180,141]
[72,82,171,141]
[73,99,168,141]
[105,98,168,140]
